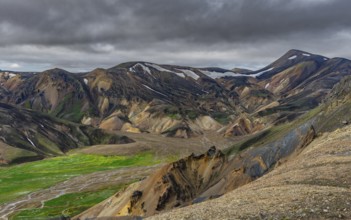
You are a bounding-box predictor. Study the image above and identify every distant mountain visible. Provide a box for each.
[0,49,350,143]
[0,102,133,164]
[75,53,351,220]
[1,50,351,218]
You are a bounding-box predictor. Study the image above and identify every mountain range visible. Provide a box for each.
[1,49,351,164]
[0,49,350,219]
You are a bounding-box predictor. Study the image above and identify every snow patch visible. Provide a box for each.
[265,83,270,89]
[130,63,156,79]
[323,58,329,61]
[135,63,152,75]
[288,55,297,60]
[251,67,274,77]
[174,72,185,78]
[302,53,311,57]
[146,63,191,78]
[83,78,88,85]
[145,63,186,78]
[145,63,172,73]
[201,67,274,79]
[26,137,36,147]
[142,84,168,97]
[200,70,246,79]
[176,69,199,80]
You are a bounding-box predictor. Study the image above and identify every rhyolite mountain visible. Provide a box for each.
[1,49,350,140]
[1,49,351,165]
[0,102,133,164]
[75,59,351,220]
[1,49,351,219]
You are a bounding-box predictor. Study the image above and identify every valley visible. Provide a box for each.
[1,49,351,219]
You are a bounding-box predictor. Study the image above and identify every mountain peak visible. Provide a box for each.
[282,49,329,60]
[286,49,311,55]
[43,68,71,74]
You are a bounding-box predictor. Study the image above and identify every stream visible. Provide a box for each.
[0,164,160,219]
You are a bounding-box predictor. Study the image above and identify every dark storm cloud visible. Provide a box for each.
[0,0,351,71]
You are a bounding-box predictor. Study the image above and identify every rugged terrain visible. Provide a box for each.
[75,115,317,218]
[74,73,351,219]
[2,49,351,141]
[0,102,133,164]
[1,49,351,219]
[149,124,351,220]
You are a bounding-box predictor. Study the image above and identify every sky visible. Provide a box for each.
[0,0,351,72]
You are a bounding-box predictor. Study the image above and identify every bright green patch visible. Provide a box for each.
[0,153,159,205]
[10,185,127,220]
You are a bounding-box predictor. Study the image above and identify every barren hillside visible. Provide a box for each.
[149,125,351,220]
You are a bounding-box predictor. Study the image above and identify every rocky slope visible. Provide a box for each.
[0,102,133,164]
[2,49,351,138]
[75,120,316,218]
[74,74,351,219]
[149,124,351,220]
[1,49,351,218]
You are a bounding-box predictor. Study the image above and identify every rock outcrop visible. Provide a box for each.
[75,121,316,219]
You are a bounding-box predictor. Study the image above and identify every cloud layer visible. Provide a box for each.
[0,0,350,71]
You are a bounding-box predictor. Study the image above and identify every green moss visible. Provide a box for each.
[50,93,84,122]
[35,133,63,155]
[10,184,128,219]
[0,152,159,205]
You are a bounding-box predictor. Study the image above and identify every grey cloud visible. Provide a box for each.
[0,0,350,71]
